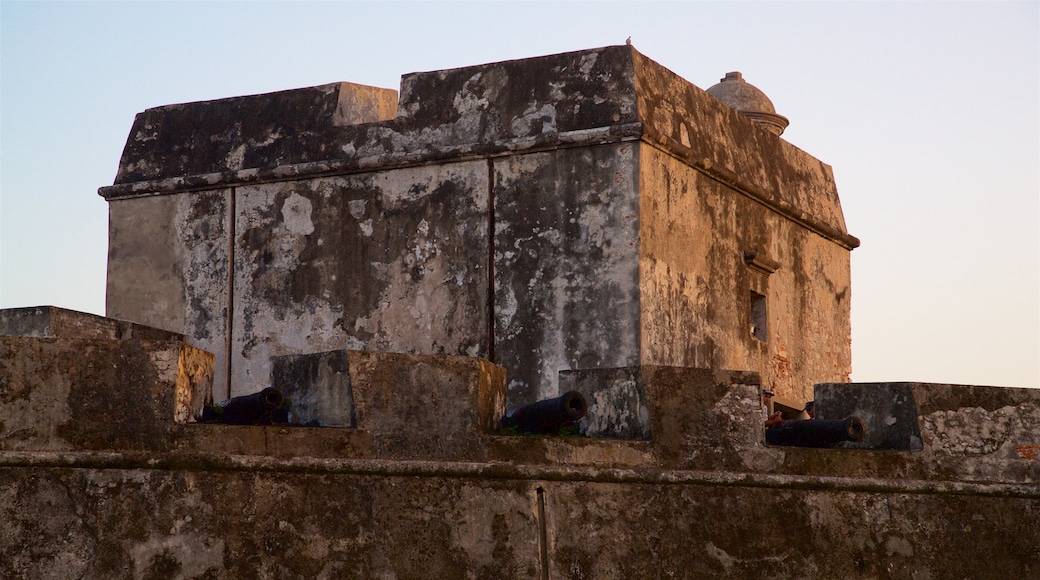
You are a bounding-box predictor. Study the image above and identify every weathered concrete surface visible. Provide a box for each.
[0,467,541,580]
[271,349,356,427]
[0,305,183,341]
[816,382,922,450]
[106,189,231,397]
[0,337,212,451]
[347,350,506,461]
[493,144,641,401]
[640,146,852,403]
[559,367,651,440]
[543,481,1038,579]
[231,163,490,395]
[101,45,856,407]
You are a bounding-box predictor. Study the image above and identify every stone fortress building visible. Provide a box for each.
[1,45,1037,578]
[101,44,856,412]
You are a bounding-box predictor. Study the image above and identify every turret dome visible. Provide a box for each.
[706,71,789,136]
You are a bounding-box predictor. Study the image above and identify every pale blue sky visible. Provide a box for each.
[2,1,1037,388]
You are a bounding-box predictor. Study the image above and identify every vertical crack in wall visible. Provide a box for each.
[536,485,549,580]
[486,159,496,363]
[224,187,236,400]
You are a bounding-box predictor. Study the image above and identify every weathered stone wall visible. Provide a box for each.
[493,144,641,401]
[2,319,1037,578]
[629,51,854,403]
[639,146,852,402]
[105,143,643,403]
[231,162,491,392]
[4,466,1037,579]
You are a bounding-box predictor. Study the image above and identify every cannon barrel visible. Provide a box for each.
[200,387,286,425]
[765,417,866,448]
[502,391,588,435]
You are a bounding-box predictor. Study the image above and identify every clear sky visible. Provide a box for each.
[2,1,1037,388]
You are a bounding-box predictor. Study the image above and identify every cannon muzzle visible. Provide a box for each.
[199,387,287,425]
[502,391,588,435]
[766,417,866,448]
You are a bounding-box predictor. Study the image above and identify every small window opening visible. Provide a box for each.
[750,291,767,342]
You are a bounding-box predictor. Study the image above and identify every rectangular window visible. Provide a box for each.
[750,291,767,342]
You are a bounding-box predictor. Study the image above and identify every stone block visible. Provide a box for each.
[347,351,505,460]
[0,336,213,451]
[0,306,182,341]
[524,365,766,468]
[271,350,356,427]
[815,382,923,450]
[559,367,650,440]
[264,349,509,457]
[641,367,763,470]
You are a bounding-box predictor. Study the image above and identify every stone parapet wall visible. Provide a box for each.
[2,460,1037,579]
[815,382,1040,486]
[113,82,399,185]
[1,313,1038,577]
[2,320,1036,485]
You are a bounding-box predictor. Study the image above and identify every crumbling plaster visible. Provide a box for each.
[493,144,641,401]
[231,162,490,394]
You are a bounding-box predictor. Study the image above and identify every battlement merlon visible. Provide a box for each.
[100,45,857,250]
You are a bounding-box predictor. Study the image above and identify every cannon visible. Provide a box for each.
[765,417,866,448]
[199,387,288,425]
[501,390,589,435]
